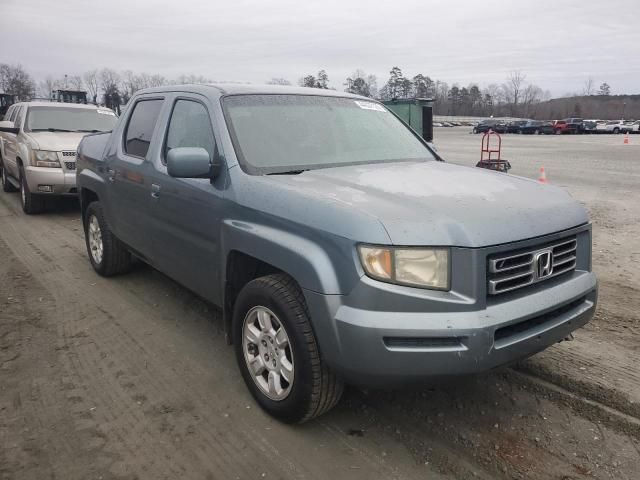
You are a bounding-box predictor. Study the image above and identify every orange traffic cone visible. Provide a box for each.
[538,167,548,183]
[624,132,630,144]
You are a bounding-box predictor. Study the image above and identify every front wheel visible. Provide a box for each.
[233,274,344,423]
[19,168,44,214]
[613,128,620,134]
[83,201,132,276]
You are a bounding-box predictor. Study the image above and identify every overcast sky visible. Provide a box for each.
[3,0,639,96]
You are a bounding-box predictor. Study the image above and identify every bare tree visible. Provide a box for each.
[582,77,595,96]
[83,70,100,103]
[502,70,526,115]
[99,68,121,94]
[38,76,59,98]
[0,64,36,100]
[67,75,83,90]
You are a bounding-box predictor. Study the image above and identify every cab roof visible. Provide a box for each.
[137,83,371,100]
[11,101,110,110]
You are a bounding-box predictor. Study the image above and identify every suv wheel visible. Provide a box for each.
[84,201,132,276]
[1,162,17,192]
[233,274,344,423]
[613,127,620,134]
[19,167,44,214]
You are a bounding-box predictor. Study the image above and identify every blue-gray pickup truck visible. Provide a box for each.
[76,84,597,423]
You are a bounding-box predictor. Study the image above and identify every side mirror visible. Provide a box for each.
[166,147,214,179]
[0,121,18,134]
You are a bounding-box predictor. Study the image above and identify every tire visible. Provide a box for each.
[83,201,132,276]
[613,128,620,134]
[555,129,562,135]
[233,273,344,424]
[1,160,17,192]
[19,167,44,214]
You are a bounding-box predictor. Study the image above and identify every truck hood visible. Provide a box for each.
[25,132,88,152]
[266,161,587,247]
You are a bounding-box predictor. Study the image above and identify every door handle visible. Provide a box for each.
[151,183,161,198]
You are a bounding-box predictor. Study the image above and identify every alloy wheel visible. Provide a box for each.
[88,215,104,264]
[242,306,294,401]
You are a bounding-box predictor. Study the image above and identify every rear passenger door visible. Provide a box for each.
[147,95,227,303]
[106,97,164,257]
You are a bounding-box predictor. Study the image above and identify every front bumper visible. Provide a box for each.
[25,166,77,196]
[304,226,597,387]
[305,272,597,386]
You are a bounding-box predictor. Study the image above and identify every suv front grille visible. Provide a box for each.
[64,161,76,170]
[488,237,577,295]
[62,151,76,157]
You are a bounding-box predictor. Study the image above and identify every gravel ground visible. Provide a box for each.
[1,130,639,479]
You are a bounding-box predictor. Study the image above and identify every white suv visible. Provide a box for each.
[0,102,117,213]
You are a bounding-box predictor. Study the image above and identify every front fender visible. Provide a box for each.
[221,219,358,295]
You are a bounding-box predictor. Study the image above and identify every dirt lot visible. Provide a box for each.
[1,129,639,479]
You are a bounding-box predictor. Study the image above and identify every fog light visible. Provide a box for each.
[38,185,53,192]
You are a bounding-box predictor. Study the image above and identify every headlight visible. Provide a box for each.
[358,245,450,290]
[32,150,61,168]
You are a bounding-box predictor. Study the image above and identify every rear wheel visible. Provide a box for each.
[84,201,132,276]
[613,127,620,134]
[233,273,344,423]
[19,167,44,214]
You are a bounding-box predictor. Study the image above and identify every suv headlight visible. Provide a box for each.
[32,150,61,168]
[358,245,450,290]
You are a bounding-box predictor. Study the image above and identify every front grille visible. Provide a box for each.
[62,151,76,157]
[64,161,76,170]
[488,237,577,295]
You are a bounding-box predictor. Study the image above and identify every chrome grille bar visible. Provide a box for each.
[488,236,577,295]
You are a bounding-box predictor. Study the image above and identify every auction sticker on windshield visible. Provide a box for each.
[354,100,386,112]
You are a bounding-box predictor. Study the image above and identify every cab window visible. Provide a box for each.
[163,100,216,164]
[124,99,163,158]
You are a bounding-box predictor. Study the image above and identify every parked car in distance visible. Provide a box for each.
[536,121,556,135]
[506,120,528,133]
[582,120,599,134]
[516,120,543,134]
[596,120,626,134]
[622,121,639,133]
[473,119,507,134]
[76,84,597,423]
[554,118,583,134]
[0,102,117,213]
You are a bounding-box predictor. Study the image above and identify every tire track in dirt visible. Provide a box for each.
[0,194,440,479]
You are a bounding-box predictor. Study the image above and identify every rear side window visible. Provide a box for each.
[124,99,163,158]
[163,100,216,164]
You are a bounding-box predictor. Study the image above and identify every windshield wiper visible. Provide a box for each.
[31,128,74,132]
[267,169,308,175]
[76,129,102,133]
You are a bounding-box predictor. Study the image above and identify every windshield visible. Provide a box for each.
[25,106,117,133]
[223,95,436,174]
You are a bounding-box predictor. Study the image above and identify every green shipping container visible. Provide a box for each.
[382,98,434,142]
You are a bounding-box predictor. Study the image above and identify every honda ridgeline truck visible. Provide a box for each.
[76,85,597,423]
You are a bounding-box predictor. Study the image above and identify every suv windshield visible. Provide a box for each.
[25,106,117,133]
[223,95,436,174]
